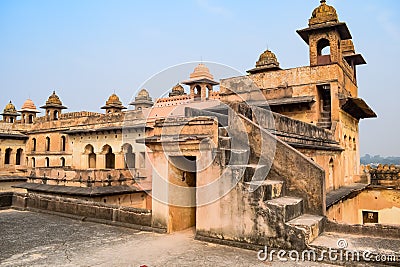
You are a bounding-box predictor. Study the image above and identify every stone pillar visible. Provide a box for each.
[0,149,4,169]
[97,154,106,169]
[115,152,125,169]
[201,84,207,101]
[81,154,88,169]
[10,151,16,165]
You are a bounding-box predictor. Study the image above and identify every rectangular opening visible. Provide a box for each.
[168,156,197,232]
[362,210,378,224]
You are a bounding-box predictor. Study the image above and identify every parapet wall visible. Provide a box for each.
[0,191,162,231]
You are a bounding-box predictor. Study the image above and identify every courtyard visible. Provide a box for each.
[0,209,337,267]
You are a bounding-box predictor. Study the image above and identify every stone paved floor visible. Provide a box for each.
[0,209,338,267]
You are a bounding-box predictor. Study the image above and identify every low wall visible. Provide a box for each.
[251,106,339,149]
[325,220,400,239]
[1,192,162,232]
[0,192,13,208]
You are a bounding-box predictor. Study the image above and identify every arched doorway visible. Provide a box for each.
[16,148,23,165]
[85,144,96,168]
[4,148,12,165]
[103,145,115,169]
[123,144,135,169]
[317,38,331,64]
[328,158,334,191]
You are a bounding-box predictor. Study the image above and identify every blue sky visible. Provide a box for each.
[0,0,399,156]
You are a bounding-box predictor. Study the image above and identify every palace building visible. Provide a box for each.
[0,0,399,257]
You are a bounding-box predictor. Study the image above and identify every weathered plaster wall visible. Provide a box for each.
[327,189,400,225]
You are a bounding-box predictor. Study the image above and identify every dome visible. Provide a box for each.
[105,93,122,106]
[3,101,17,114]
[46,91,63,106]
[20,99,40,113]
[138,89,150,98]
[309,0,338,26]
[101,93,126,110]
[22,99,36,110]
[256,49,280,68]
[169,83,186,97]
[189,63,214,80]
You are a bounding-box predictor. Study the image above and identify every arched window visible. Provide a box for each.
[16,148,23,165]
[32,157,36,168]
[53,110,59,120]
[28,114,34,124]
[45,157,50,167]
[61,136,66,151]
[85,144,96,168]
[60,157,65,167]
[328,158,334,191]
[46,137,50,151]
[103,145,115,169]
[317,38,331,64]
[194,85,201,100]
[32,138,37,152]
[4,148,12,165]
[122,144,135,169]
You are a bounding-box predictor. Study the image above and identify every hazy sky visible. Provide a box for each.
[0,0,399,156]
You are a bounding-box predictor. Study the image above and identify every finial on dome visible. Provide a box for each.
[247,49,281,74]
[320,0,326,4]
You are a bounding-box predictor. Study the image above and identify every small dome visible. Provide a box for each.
[169,83,186,97]
[309,0,338,26]
[138,89,150,98]
[256,49,280,68]
[189,63,214,80]
[106,93,122,106]
[46,91,63,106]
[21,99,37,110]
[3,101,17,114]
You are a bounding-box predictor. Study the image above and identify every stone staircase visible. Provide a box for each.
[217,124,325,248]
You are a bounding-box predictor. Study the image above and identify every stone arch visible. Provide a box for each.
[53,110,59,120]
[194,85,201,100]
[61,136,66,151]
[28,114,34,124]
[46,136,51,151]
[32,138,37,152]
[206,84,213,99]
[45,157,50,167]
[4,148,12,165]
[102,144,115,169]
[32,157,36,168]
[60,157,66,167]
[122,143,135,169]
[328,158,334,191]
[85,144,96,169]
[317,38,331,64]
[16,148,23,165]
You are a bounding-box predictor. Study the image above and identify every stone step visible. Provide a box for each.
[266,196,304,222]
[245,180,284,200]
[319,117,331,122]
[220,148,250,166]
[287,214,325,244]
[218,136,231,149]
[218,126,228,137]
[317,122,332,129]
[224,164,269,184]
[321,111,331,116]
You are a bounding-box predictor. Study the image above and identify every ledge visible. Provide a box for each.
[13,183,145,197]
[326,183,369,208]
